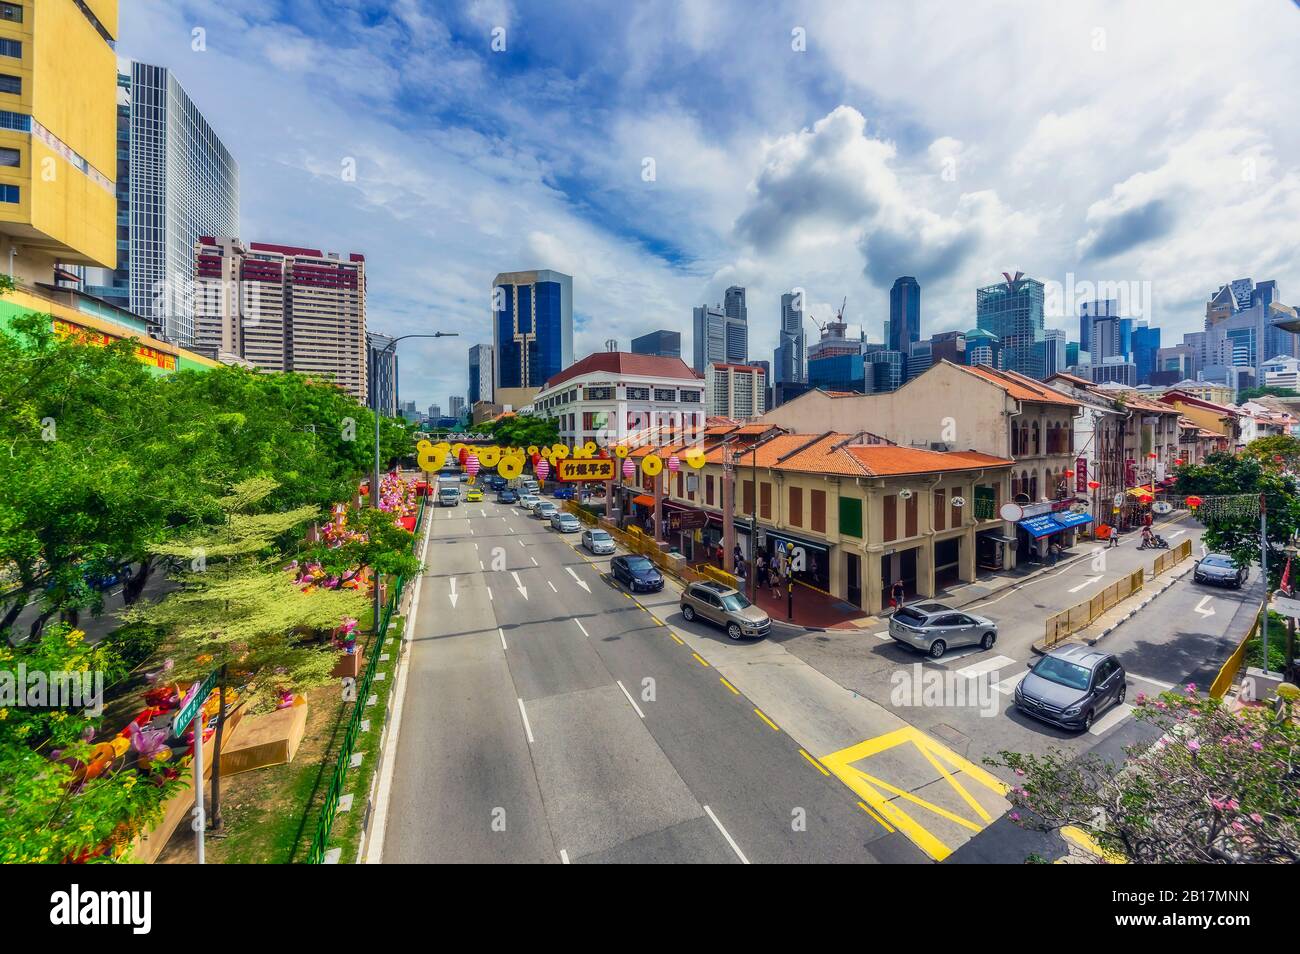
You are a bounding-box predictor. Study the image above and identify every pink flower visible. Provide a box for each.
[1186,739,1201,752]
[1009,811,1020,822]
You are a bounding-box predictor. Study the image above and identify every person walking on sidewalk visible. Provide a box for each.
[890,579,905,611]
[1049,541,1062,566]
[1107,525,1121,548]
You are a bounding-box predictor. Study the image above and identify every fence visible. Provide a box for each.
[566,503,711,586]
[1044,568,1145,647]
[306,494,426,865]
[1150,539,1193,578]
[1209,609,1263,699]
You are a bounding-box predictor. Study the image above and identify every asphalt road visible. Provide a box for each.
[378,494,924,863]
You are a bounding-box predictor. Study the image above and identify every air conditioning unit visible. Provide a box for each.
[929,441,952,452]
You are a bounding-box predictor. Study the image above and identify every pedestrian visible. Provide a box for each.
[733,544,744,570]
[770,562,783,599]
[890,579,905,611]
[755,553,767,589]
[1049,541,1062,565]
[1107,524,1120,548]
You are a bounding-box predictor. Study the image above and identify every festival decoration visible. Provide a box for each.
[684,447,707,469]
[535,457,550,479]
[465,453,480,479]
[479,445,501,468]
[499,455,524,479]
[642,453,663,476]
[623,458,635,478]
[667,454,680,472]
[615,445,629,458]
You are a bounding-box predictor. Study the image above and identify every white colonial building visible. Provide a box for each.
[530,352,706,448]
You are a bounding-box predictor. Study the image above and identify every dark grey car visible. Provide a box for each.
[1193,553,1248,588]
[1015,645,1126,732]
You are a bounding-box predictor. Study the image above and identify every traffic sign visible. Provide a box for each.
[172,669,219,736]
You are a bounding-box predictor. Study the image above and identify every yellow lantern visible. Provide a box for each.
[642,453,663,476]
[684,447,707,469]
[479,446,501,468]
[615,445,629,458]
[499,455,524,479]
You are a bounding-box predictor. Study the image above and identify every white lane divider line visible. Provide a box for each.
[1128,672,1176,690]
[548,580,557,593]
[955,654,1017,679]
[566,566,591,593]
[487,586,493,602]
[703,805,749,864]
[531,556,539,566]
[1089,702,1135,736]
[575,619,589,638]
[517,697,535,744]
[1067,575,1102,594]
[559,849,570,864]
[499,627,507,651]
[617,680,646,719]
[479,560,485,571]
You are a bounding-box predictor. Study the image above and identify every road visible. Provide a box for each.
[378,494,924,863]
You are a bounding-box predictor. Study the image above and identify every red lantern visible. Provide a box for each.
[1087,480,1101,490]
[458,446,469,465]
[1138,493,1153,504]
[1174,458,1184,466]
[1147,452,1157,459]
[1063,469,1074,477]
[1185,495,1203,508]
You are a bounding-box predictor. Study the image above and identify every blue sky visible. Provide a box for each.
[120,0,1300,410]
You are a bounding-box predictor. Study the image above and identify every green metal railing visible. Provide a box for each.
[306,494,426,864]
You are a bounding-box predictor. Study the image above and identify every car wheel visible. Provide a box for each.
[980,632,995,651]
[928,639,946,659]
[1117,683,1126,705]
[1081,709,1094,731]
[682,604,695,622]
[727,622,743,640]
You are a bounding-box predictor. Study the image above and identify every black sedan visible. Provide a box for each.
[610,555,664,593]
[1193,553,1248,588]
[496,489,519,504]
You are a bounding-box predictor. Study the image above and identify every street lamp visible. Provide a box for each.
[367,331,458,633]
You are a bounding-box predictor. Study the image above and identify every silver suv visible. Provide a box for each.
[888,601,997,658]
[680,581,771,640]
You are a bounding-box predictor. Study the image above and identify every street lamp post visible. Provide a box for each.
[368,331,458,636]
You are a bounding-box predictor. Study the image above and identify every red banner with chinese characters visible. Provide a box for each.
[1075,457,1088,493]
[53,319,177,371]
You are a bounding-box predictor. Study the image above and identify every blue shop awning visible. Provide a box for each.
[1052,511,1094,530]
[1018,514,1062,538]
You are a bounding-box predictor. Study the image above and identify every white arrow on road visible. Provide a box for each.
[565,566,591,593]
[1067,575,1102,594]
[1194,595,1216,618]
[510,570,528,600]
[1167,529,1186,539]
[448,576,458,608]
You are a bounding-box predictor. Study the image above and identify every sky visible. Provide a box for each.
[119,0,1300,412]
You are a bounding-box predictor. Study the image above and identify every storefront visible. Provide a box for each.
[1017,509,1093,560]
[764,529,832,593]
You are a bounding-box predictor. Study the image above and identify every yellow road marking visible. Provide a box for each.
[1061,825,1127,864]
[798,748,830,776]
[654,617,664,626]
[669,632,684,645]
[719,676,740,695]
[857,800,895,833]
[691,652,709,667]
[753,708,779,732]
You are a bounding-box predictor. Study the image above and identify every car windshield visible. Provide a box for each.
[1202,555,1235,568]
[590,531,610,541]
[1032,656,1092,691]
[626,558,654,573]
[720,593,752,612]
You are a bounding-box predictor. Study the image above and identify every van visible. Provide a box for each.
[437,485,460,507]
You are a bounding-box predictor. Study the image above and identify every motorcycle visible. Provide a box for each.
[1137,534,1169,550]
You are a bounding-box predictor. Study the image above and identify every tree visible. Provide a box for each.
[989,688,1299,863]
[1238,385,1300,401]
[1175,451,1299,587]
[484,413,560,449]
[1240,434,1300,472]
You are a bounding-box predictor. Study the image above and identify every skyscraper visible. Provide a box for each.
[976,273,1045,379]
[888,277,921,358]
[693,302,747,372]
[368,333,398,417]
[83,61,239,345]
[724,285,747,322]
[0,0,118,286]
[1131,322,1161,385]
[449,395,465,418]
[492,269,574,391]
[630,329,681,358]
[1040,329,1067,379]
[468,343,494,404]
[774,291,806,385]
[194,238,368,400]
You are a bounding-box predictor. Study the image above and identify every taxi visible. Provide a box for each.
[465,486,483,502]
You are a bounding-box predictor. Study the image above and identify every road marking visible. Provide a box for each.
[486,586,493,602]
[1089,702,1135,735]
[499,627,507,651]
[753,708,780,732]
[565,566,591,593]
[1067,575,1102,594]
[448,576,459,608]
[510,570,528,600]
[799,748,830,776]
[670,632,684,645]
[518,539,526,548]
[955,654,1017,679]
[479,560,484,571]
[994,672,1026,696]
[1128,672,1175,690]
[468,527,474,535]
[559,848,570,864]
[574,619,589,637]
[1167,529,1186,539]
[530,556,538,566]
[719,676,740,695]
[1194,595,1216,617]
[616,680,646,718]
[703,805,749,864]
[873,630,891,640]
[507,526,514,533]
[516,698,535,743]
[548,580,558,593]
[1060,825,1127,864]
[691,651,709,667]
[858,801,895,833]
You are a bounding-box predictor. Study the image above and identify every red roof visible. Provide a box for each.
[544,352,702,390]
[956,363,1080,407]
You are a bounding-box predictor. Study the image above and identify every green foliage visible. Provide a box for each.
[1238,386,1300,401]
[1240,434,1300,472]
[302,506,421,583]
[485,413,560,449]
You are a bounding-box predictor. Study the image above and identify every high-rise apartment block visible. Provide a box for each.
[84,60,238,344]
[706,362,766,418]
[694,292,747,372]
[194,237,368,400]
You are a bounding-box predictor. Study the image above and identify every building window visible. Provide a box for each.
[0,145,17,167]
[706,474,714,506]
[742,480,754,516]
[882,494,896,541]
[788,486,802,527]
[626,386,649,400]
[810,490,826,533]
[0,74,17,95]
[0,183,18,203]
[905,494,919,537]
[585,386,613,401]
[0,38,20,59]
[654,388,676,402]
[760,482,771,519]
[0,109,29,131]
[0,4,21,24]
[679,390,701,403]
[933,489,946,532]
[839,496,863,539]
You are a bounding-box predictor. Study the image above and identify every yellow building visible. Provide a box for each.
[0,0,118,284]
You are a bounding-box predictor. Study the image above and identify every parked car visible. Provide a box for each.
[437,486,460,507]
[465,487,483,502]
[518,494,542,510]
[534,502,558,521]
[610,554,663,592]
[1015,645,1127,732]
[1193,552,1248,588]
[551,486,576,500]
[888,601,997,658]
[582,528,615,555]
[680,581,771,640]
[551,512,581,533]
[497,489,519,504]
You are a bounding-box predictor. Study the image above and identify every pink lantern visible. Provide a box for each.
[536,458,550,479]
[667,455,680,472]
[622,458,635,478]
[465,453,480,478]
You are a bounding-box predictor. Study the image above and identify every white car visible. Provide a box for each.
[518,494,542,510]
[582,528,615,554]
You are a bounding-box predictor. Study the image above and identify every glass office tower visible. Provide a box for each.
[493,269,574,390]
[976,275,1046,379]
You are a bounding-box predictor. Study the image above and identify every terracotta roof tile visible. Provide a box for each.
[841,445,1013,476]
[956,364,1080,407]
[543,351,702,390]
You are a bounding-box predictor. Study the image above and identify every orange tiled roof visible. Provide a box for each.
[956,364,1080,407]
[841,445,1013,477]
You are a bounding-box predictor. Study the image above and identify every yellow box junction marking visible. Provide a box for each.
[819,726,1011,862]
[1059,825,1127,864]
